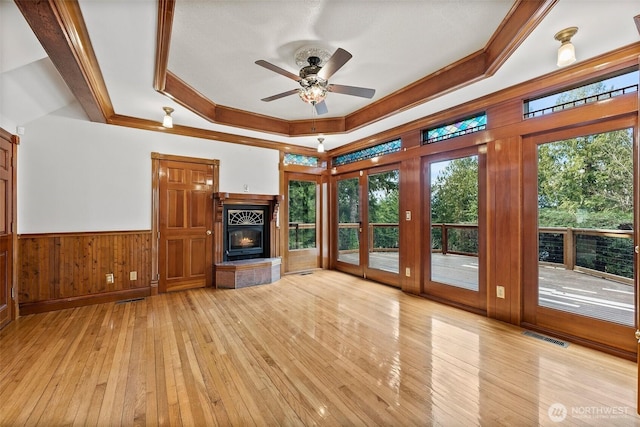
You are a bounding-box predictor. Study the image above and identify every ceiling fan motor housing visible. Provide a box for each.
[299,56,323,80]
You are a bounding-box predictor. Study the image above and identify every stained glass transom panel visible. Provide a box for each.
[283,153,319,167]
[423,113,487,144]
[333,139,401,167]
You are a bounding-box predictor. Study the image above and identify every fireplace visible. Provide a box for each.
[213,193,282,263]
[213,193,283,288]
[224,206,269,261]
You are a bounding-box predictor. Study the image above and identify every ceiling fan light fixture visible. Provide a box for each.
[317,137,325,153]
[299,84,327,105]
[554,27,578,67]
[256,47,375,114]
[162,106,174,128]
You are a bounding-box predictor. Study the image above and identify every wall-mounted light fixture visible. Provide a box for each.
[162,107,174,128]
[317,137,325,153]
[554,27,578,67]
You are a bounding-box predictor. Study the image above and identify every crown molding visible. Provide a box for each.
[15,0,558,143]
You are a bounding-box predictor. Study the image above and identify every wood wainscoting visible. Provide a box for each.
[18,231,152,315]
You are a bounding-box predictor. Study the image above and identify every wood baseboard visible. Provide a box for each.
[19,287,152,315]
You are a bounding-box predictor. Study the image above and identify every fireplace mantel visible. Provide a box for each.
[213,192,283,224]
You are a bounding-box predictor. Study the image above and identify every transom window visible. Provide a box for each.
[422,113,487,145]
[332,139,401,167]
[283,153,319,167]
[524,69,639,119]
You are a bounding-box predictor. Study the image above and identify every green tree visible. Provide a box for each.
[430,156,478,223]
[288,180,316,249]
[430,156,479,254]
[338,177,360,251]
[537,128,633,228]
[537,80,633,228]
[535,80,634,278]
[368,170,399,249]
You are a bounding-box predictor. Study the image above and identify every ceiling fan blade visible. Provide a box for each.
[318,48,352,80]
[261,89,299,102]
[255,60,301,81]
[328,84,375,99]
[314,100,328,115]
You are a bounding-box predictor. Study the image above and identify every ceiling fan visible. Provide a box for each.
[255,48,375,115]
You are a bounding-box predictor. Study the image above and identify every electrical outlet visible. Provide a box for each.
[496,285,505,299]
[405,267,411,277]
[130,271,137,281]
[106,273,114,284]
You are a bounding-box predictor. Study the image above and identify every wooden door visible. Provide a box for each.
[332,167,401,287]
[284,173,321,273]
[0,132,15,328]
[423,146,487,311]
[635,124,640,415]
[522,122,636,356]
[334,171,365,277]
[158,157,215,292]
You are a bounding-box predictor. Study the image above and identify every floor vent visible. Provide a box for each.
[116,297,145,305]
[299,271,313,276]
[523,330,569,348]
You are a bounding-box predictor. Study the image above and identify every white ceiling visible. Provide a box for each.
[1,0,639,151]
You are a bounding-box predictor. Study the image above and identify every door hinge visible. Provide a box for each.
[11,287,14,300]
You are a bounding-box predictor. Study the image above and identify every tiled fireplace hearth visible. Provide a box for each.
[215,257,281,289]
[213,193,282,288]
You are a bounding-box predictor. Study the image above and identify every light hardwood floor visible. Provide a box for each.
[0,270,637,426]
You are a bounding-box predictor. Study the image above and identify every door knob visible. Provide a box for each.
[206,230,212,235]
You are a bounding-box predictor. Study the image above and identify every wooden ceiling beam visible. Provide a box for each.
[15,0,113,123]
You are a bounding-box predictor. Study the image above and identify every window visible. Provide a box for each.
[524,69,639,119]
[283,153,319,167]
[536,128,634,325]
[423,113,487,144]
[332,139,401,167]
[288,180,317,250]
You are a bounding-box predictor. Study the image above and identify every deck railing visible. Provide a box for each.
[288,222,316,250]
[539,226,634,285]
[334,222,634,285]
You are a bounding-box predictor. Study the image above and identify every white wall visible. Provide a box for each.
[17,103,280,234]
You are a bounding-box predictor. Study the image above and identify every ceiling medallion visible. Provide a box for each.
[294,46,331,67]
